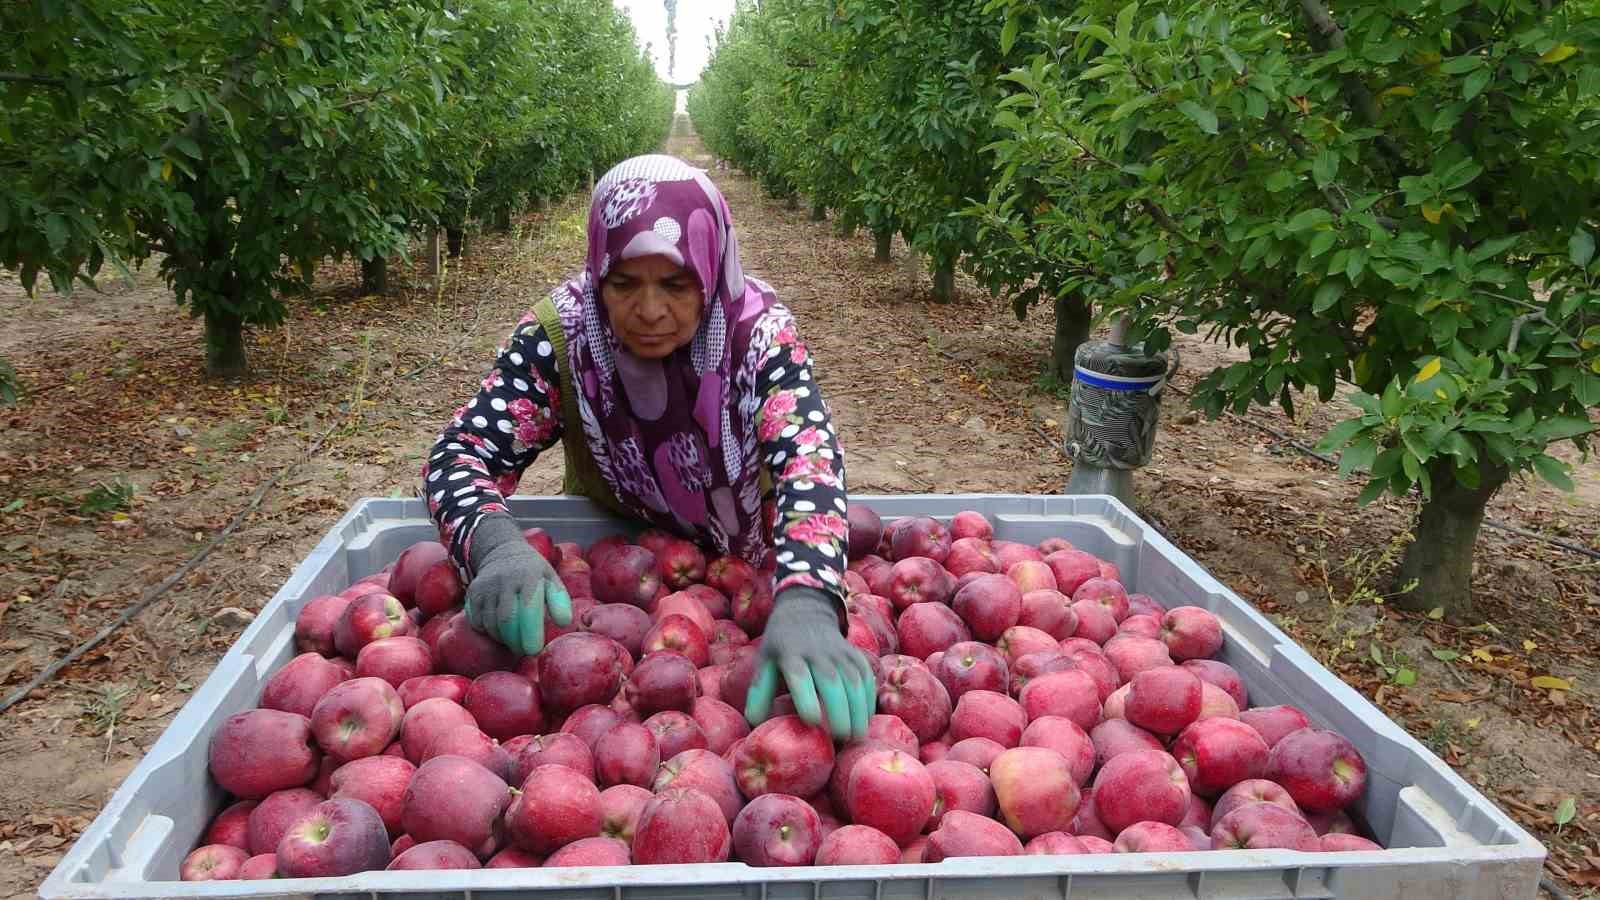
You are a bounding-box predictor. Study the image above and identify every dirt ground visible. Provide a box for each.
[1,123,1597,898]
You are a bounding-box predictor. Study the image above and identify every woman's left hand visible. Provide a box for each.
[745,586,875,742]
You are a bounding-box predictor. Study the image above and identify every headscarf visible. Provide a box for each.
[548,154,782,566]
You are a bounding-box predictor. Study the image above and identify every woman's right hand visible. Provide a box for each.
[463,515,573,656]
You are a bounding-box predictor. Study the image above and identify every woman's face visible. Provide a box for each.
[600,254,704,358]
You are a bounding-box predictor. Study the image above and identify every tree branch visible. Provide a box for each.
[1295,0,1411,173]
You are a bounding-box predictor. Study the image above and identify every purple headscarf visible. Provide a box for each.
[549,154,782,565]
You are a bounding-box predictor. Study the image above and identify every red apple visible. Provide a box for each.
[947,736,1006,774]
[1305,808,1357,836]
[876,663,953,744]
[992,541,1043,569]
[732,793,823,866]
[1126,593,1166,618]
[1238,705,1312,749]
[1267,727,1367,812]
[520,527,559,564]
[949,690,1026,749]
[1210,779,1302,828]
[261,653,348,719]
[1180,659,1247,710]
[827,739,892,816]
[592,545,660,608]
[538,632,627,713]
[1037,537,1074,555]
[632,788,733,864]
[334,592,413,658]
[598,784,652,844]
[398,697,477,764]
[732,577,775,636]
[1043,550,1101,595]
[654,540,706,590]
[642,614,710,667]
[329,755,416,838]
[1060,648,1120,701]
[1211,801,1321,850]
[684,584,730,619]
[945,537,1000,578]
[948,511,993,541]
[1019,589,1078,640]
[505,764,602,855]
[923,810,1023,861]
[1181,793,1214,830]
[890,516,952,563]
[1070,787,1113,841]
[847,505,884,560]
[435,611,518,678]
[485,846,543,867]
[389,541,448,606]
[644,710,709,760]
[994,626,1059,669]
[203,800,257,851]
[544,836,631,867]
[1198,682,1240,720]
[689,696,751,754]
[1091,749,1191,833]
[594,722,660,788]
[708,621,751,667]
[1019,716,1095,786]
[461,671,542,741]
[1018,669,1102,732]
[209,709,320,800]
[887,557,956,609]
[1070,598,1118,644]
[1117,614,1163,640]
[421,725,513,782]
[989,747,1081,839]
[933,641,1010,702]
[310,677,405,762]
[1103,684,1130,720]
[816,824,900,865]
[1172,718,1270,796]
[1161,606,1223,661]
[579,603,653,658]
[925,759,996,831]
[1072,577,1129,622]
[512,732,595,785]
[734,715,835,798]
[897,602,971,660]
[417,612,456,657]
[1008,649,1074,695]
[296,595,353,657]
[947,574,1021,642]
[652,747,743,824]
[355,637,434,689]
[236,852,278,879]
[844,749,936,845]
[180,844,249,881]
[274,797,390,877]
[1125,666,1203,736]
[400,755,508,857]
[387,839,480,870]
[247,789,323,856]
[1103,635,1175,685]
[625,650,700,716]
[1025,832,1089,855]
[1322,833,1383,851]
[561,703,624,749]
[1113,821,1192,853]
[864,714,919,755]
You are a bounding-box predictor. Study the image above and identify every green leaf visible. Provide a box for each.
[1177,100,1219,134]
[1001,16,1020,55]
[1439,55,1485,74]
[1370,643,1385,666]
[1570,228,1595,269]
[1080,63,1121,80]
[1530,416,1596,443]
[1394,667,1417,686]
[1115,2,1137,44]
[1309,230,1338,258]
[1222,46,1246,74]
[1555,797,1577,827]
[1313,279,1345,312]
[1339,438,1379,476]
[1463,68,1491,101]
[1470,235,1521,262]
[0,498,23,514]
[1431,648,1460,661]
[1317,418,1365,451]
[1313,149,1339,188]
[1265,170,1296,192]
[1356,476,1390,505]
[43,214,69,253]
[1154,12,1171,38]
[1287,208,1333,232]
[1532,454,1574,491]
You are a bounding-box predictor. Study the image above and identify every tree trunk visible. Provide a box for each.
[204,306,247,378]
[446,227,465,258]
[1392,462,1510,619]
[360,256,387,295]
[931,258,955,303]
[874,229,892,262]
[494,206,513,233]
[785,194,800,211]
[1052,291,1092,383]
[810,203,827,222]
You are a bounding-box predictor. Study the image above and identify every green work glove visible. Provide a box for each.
[463,512,572,656]
[745,585,874,742]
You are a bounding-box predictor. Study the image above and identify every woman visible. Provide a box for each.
[421,154,873,741]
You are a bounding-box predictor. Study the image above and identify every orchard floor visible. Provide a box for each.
[1,123,1597,897]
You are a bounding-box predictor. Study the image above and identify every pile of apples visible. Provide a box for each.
[180,506,1381,881]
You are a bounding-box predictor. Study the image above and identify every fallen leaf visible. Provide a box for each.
[1471,648,1494,663]
[1532,675,1573,691]
[1523,639,1538,651]
[1465,717,1482,729]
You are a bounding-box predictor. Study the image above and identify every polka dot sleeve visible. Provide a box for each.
[755,320,850,607]
[421,312,563,575]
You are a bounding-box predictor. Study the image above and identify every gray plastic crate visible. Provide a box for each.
[38,494,1546,900]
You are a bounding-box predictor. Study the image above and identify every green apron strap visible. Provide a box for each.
[531,297,633,519]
